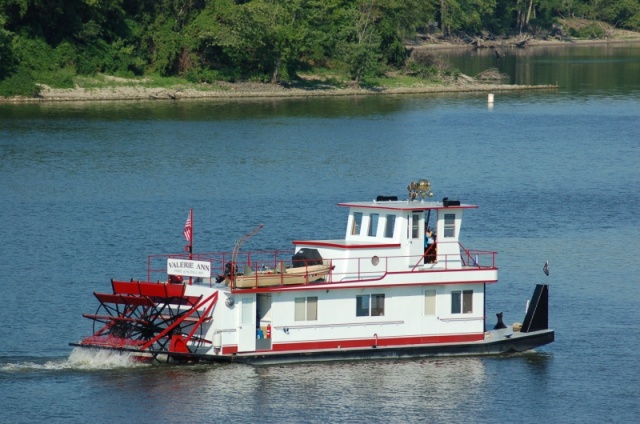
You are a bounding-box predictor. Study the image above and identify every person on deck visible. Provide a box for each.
[424,228,435,264]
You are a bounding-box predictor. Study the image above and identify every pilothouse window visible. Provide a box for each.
[368,213,379,236]
[384,215,396,238]
[444,213,456,238]
[411,213,420,239]
[352,212,363,235]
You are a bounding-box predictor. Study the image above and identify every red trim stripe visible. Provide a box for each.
[270,333,483,352]
[293,240,400,249]
[223,333,483,355]
[231,270,498,294]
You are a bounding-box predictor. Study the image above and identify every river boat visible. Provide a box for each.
[71,180,554,364]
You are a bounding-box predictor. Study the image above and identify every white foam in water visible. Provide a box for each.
[66,347,145,369]
[1,348,147,373]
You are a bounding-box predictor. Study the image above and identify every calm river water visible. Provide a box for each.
[1,44,639,423]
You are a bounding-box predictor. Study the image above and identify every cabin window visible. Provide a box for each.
[451,290,473,314]
[352,212,363,235]
[444,213,456,238]
[424,289,436,315]
[371,294,385,316]
[384,215,396,238]
[356,294,385,317]
[368,213,379,236]
[295,297,318,321]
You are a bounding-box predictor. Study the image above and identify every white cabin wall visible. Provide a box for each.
[435,209,464,268]
[309,245,406,282]
[208,290,240,352]
[268,284,484,346]
[438,283,484,334]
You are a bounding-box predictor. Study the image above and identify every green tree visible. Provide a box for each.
[0,14,15,78]
[438,0,497,35]
[597,0,640,30]
[338,0,384,85]
[235,0,308,82]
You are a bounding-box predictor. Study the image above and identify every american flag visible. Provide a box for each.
[183,213,192,242]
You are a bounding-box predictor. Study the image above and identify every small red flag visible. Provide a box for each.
[183,214,192,242]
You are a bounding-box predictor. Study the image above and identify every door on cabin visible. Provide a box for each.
[238,294,256,352]
[421,287,440,338]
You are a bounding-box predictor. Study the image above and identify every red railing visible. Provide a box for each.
[146,244,497,288]
[458,242,497,268]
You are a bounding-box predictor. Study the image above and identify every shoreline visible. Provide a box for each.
[410,37,640,50]
[1,82,558,103]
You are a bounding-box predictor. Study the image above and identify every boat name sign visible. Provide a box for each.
[167,259,211,278]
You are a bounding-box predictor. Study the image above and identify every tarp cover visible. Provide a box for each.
[292,248,323,267]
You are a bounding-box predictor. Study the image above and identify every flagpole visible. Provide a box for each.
[189,208,193,261]
[189,208,193,285]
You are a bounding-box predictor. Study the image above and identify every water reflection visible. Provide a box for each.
[88,358,489,422]
[434,43,640,93]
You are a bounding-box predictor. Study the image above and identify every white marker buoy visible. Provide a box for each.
[488,93,494,103]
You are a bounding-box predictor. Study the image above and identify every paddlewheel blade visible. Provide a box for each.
[78,279,218,361]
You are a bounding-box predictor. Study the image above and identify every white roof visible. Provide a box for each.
[337,199,477,211]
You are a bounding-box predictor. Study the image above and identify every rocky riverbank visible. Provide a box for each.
[2,79,557,103]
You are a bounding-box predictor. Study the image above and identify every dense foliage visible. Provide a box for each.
[1,0,638,95]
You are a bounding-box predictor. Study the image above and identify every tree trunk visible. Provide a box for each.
[271,59,280,84]
[440,0,447,36]
[525,0,535,30]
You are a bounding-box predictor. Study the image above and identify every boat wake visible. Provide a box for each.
[0,348,146,373]
[66,347,147,369]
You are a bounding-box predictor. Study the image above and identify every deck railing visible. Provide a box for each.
[146,244,497,288]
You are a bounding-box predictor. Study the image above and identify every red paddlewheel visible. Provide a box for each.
[80,280,217,361]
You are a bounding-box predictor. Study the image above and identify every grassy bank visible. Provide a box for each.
[0,68,560,103]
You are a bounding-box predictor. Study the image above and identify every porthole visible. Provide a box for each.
[371,256,380,266]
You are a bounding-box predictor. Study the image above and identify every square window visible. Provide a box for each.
[451,290,473,314]
[356,295,370,316]
[356,294,385,316]
[295,297,318,321]
[371,294,385,316]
